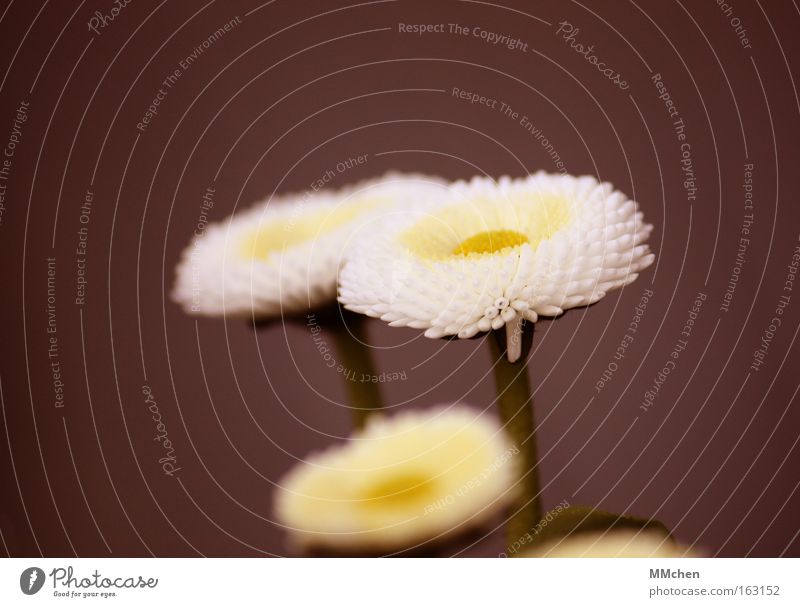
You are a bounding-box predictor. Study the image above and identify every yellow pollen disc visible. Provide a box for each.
[453,229,529,256]
[398,194,572,260]
[359,472,434,508]
[238,199,374,260]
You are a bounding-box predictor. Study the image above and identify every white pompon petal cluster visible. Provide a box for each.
[339,172,654,358]
[274,406,518,553]
[172,173,445,318]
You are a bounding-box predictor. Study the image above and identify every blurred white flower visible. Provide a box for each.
[172,173,444,318]
[274,406,518,553]
[525,529,694,557]
[339,172,654,360]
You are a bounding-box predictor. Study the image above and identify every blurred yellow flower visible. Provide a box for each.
[274,406,518,553]
[524,529,694,558]
[172,173,444,318]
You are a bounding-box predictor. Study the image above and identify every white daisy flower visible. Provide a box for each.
[339,172,655,361]
[172,173,445,318]
[274,406,518,553]
[524,529,694,558]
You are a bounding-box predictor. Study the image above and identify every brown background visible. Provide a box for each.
[1,0,799,557]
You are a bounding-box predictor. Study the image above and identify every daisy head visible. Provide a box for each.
[274,405,518,553]
[172,173,445,319]
[338,172,655,360]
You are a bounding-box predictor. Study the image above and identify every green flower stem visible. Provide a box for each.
[325,308,383,429]
[489,324,542,550]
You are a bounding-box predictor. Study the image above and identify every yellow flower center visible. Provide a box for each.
[398,194,572,260]
[360,471,434,509]
[453,229,529,256]
[238,197,378,260]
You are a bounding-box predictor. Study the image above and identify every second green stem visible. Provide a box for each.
[489,325,542,549]
[326,309,383,429]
